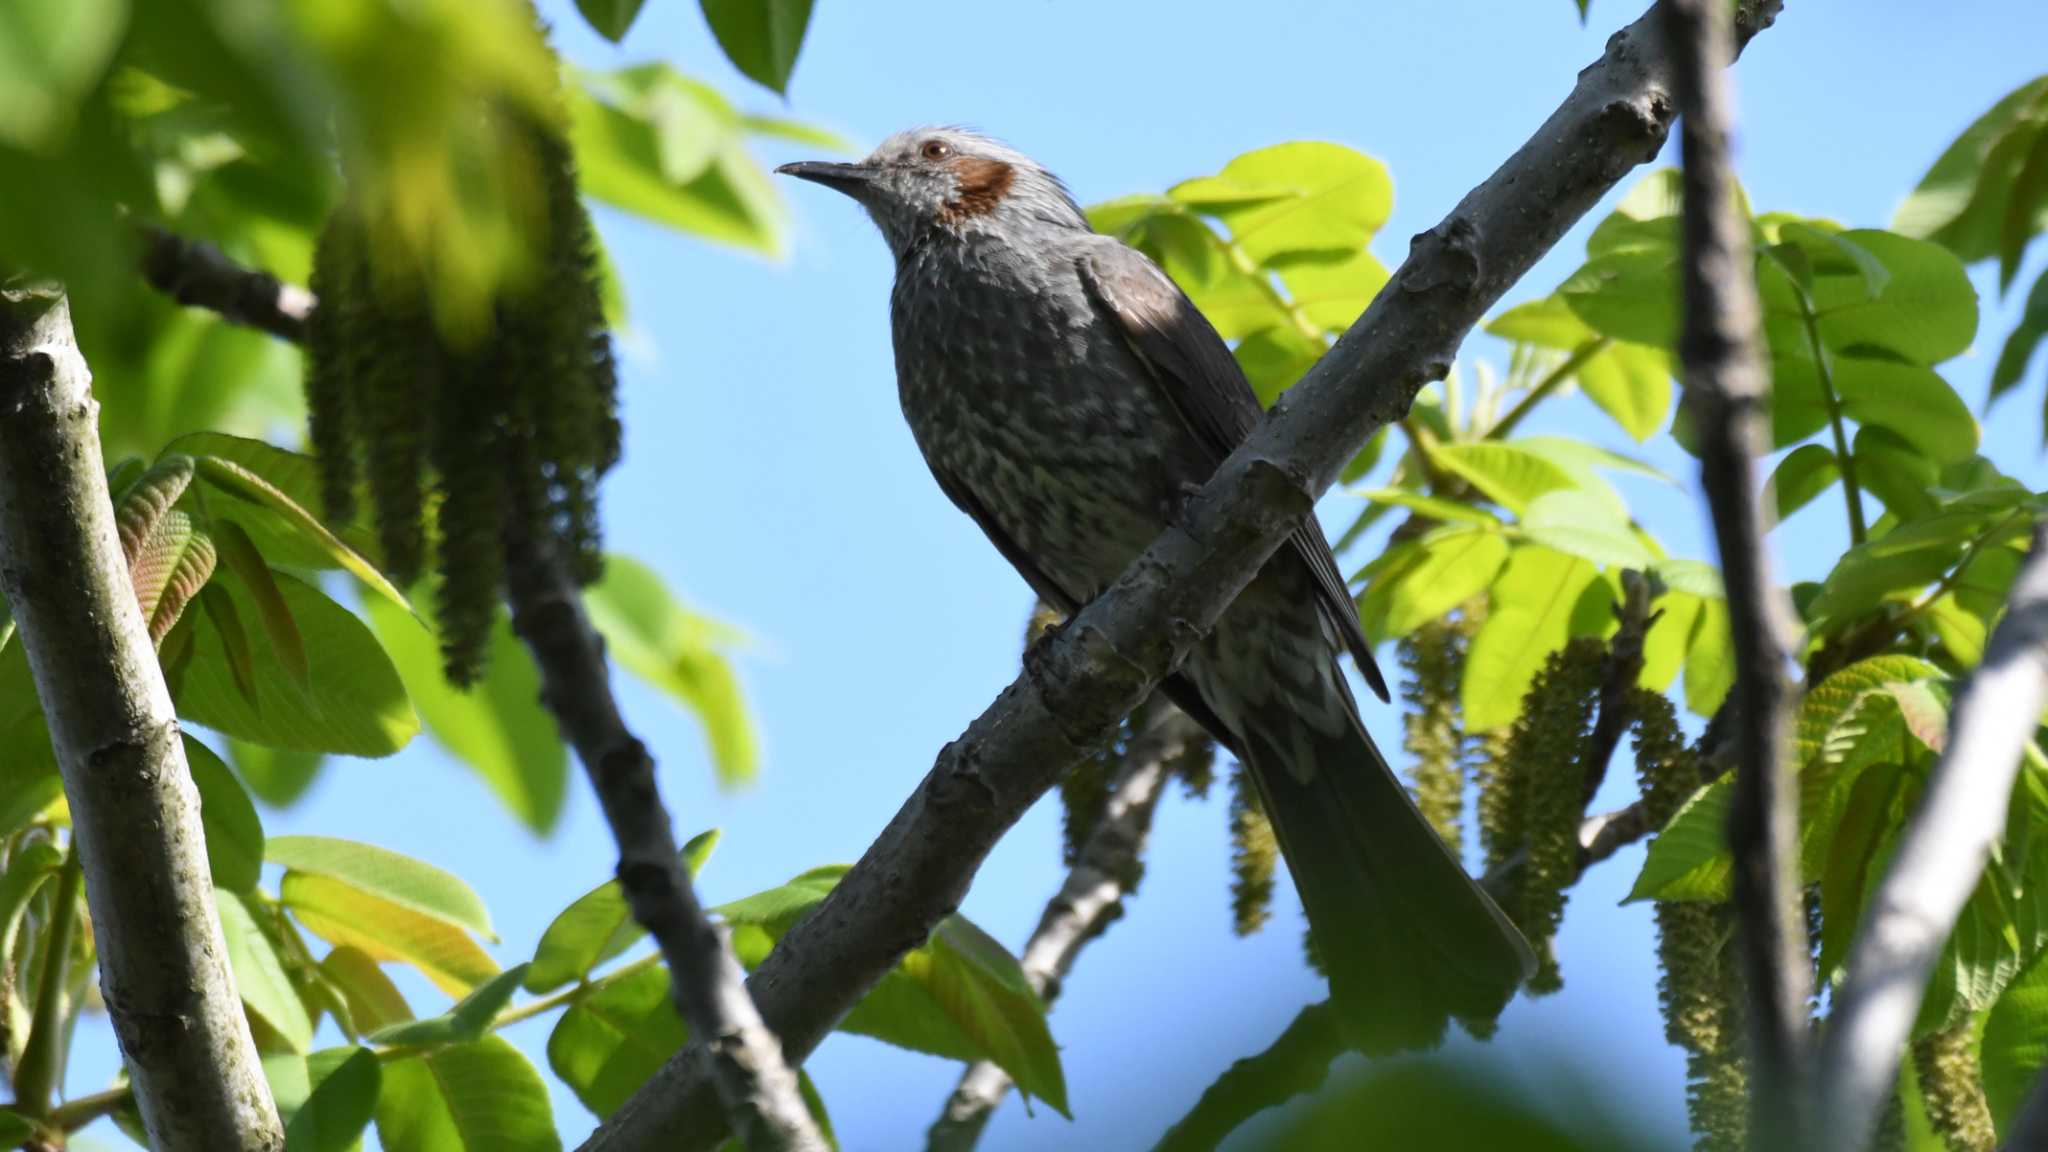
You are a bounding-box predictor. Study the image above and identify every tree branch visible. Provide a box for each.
[1816,522,2048,1152]
[0,284,284,1150]
[578,6,1777,1147]
[924,699,1203,1152]
[134,240,827,1152]
[139,227,313,345]
[1665,1,1812,1146]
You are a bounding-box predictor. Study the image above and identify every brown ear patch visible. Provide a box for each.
[941,157,1015,222]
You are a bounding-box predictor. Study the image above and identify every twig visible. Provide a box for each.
[0,284,285,1149]
[139,227,314,344]
[1148,1001,1346,1152]
[502,526,828,1152]
[134,238,826,1151]
[1582,569,1656,804]
[924,700,1204,1152]
[1816,523,2048,1152]
[1665,1,1811,1147]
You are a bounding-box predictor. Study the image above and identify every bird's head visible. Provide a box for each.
[777,127,1087,258]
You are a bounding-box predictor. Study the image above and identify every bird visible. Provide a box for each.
[778,127,1532,1053]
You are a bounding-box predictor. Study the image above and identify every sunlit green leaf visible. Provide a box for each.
[1558,249,1679,347]
[1573,341,1672,442]
[192,454,410,612]
[229,737,323,809]
[266,1045,381,1152]
[1170,142,1392,266]
[1484,296,1597,350]
[527,830,719,993]
[1462,546,1599,731]
[1426,442,1580,516]
[268,836,494,940]
[376,1037,560,1152]
[1833,356,1979,463]
[1518,489,1654,569]
[320,945,413,1036]
[218,888,314,1053]
[370,964,530,1050]
[284,872,496,998]
[1813,230,1978,366]
[1372,526,1508,639]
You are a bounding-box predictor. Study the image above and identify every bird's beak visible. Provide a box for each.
[775,160,878,198]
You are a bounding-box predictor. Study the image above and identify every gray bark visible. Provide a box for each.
[1663,1,1813,1147]
[0,285,283,1149]
[580,4,1782,1149]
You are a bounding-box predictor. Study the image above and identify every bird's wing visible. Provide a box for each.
[1077,238,1389,702]
[925,457,1080,614]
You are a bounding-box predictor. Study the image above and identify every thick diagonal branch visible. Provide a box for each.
[924,699,1203,1152]
[1816,523,2048,1152]
[135,245,826,1151]
[0,285,284,1150]
[1665,1,1811,1147]
[577,5,1776,1148]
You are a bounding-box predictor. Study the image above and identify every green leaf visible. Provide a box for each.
[1272,248,1389,332]
[1371,526,1508,640]
[284,872,497,998]
[218,888,314,1053]
[2002,128,2048,292]
[1462,546,1599,731]
[585,555,759,788]
[131,509,216,642]
[0,1109,33,1145]
[1991,268,2048,411]
[1773,221,1891,301]
[720,870,1069,1114]
[1626,779,1732,903]
[568,66,787,256]
[320,946,414,1035]
[1808,536,1965,632]
[576,0,647,42]
[1559,250,1680,347]
[161,434,374,571]
[527,829,720,993]
[186,735,264,893]
[376,1037,561,1152]
[1484,297,1598,350]
[365,597,568,835]
[1518,489,1654,569]
[1832,356,1979,463]
[1988,944,2048,1138]
[177,574,417,758]
[548,961,685,1118]
[1765,444,1839,524]
[1169,142,1392,266]
[370,964,530,1049]
[1895,78,2048,261]
[268,836,494,940]
[1818,763,1903,980]
[230,738,324,808]
[213,518,308,686]
[1682,595,1735,717]
[1349,488,1504,529]
[1426,442,1580,516]
[0,0,124,150]
[1573,341,1673,442]
[1926,593,1990,668]
[1854,426,1942,523]
[1795,656,1948,767]
[192,455,411,613]
[0,842,63,985]
[1813,230,1978,366]
[277,1046,381,1152]
[699,0,814,94]
[1638,590,1701,694]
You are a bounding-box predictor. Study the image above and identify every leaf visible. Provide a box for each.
[1832,356,1979,463]
[1169,142,1393,266]
[576,0,647,42]
[1559,250,1680,347]
[1772,221,1891,301]
[132,509,217,643]
[1462,546,1599,731]
[365,596,568,835]
[1638,590,1701,694]
[0,842,63,981]
[1272,248,1389,332]
[218,889,314,1053]
[1813,230,1978,366]
[284,872,497,998]
[1795,656,1947,768]
[1984,947,2048,1139]
[1518,489,1654,569]
[548,961,686,1117]
[193,455,411,613]
[201,580,258,704]
[1350,488,1504,529]
[320,946,414,1035]
[0,1110,33,1145]
[1808,537,1964,632]
[1426,442,1580,516]
[278,1046,381,1152]
[213,518,308,686]
[376,1037,561,1152]
[159,434,376,570]
[370,964,530,1049]
[719,870,1070,1113]
[1895,78,2048,260]
[1682,595,1735,717]
[527,830,721,993]
[1573,341,1673,442]
[177,574,417,758]
[2002,127,2048,292]
[231,738,324,808]
[699,0,815,94]
[1484,297,1598,350]
[0,0,124,150]
[1627,779,1732,903]
[585,556,759,788]
[1765,444,1839,524]
[185,735,265,893]
[1991,268,2048,411]
[268,836,494,940]
[1372,526,1509,640]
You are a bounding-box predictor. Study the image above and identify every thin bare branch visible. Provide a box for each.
[139,227,313,344]
[1665,0,1812,1146]
[1817,523,2048,1152]
[0,284,284,1150]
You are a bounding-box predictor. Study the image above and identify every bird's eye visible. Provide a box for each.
[920,140,952,161]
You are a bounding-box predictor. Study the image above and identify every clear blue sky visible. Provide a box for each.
[65,2,2048,1149]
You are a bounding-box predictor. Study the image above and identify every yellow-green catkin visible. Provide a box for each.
[1912,1021,1996,1152]
[1228,765,1278,937]
[300,21,618,685]
[1398,616,1470,848]
[1636,688,1746,1152]
[1487,636,1604,992]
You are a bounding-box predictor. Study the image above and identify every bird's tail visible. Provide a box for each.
[1235,690,1535,1054]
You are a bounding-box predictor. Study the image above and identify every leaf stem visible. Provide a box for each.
[14,851,83,1116]
[49,1084,132,1132]
[1486,337,1610,441]
[1798,300,1866,544]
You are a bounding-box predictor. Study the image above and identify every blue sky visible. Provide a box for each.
[64,2,2048,1149]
